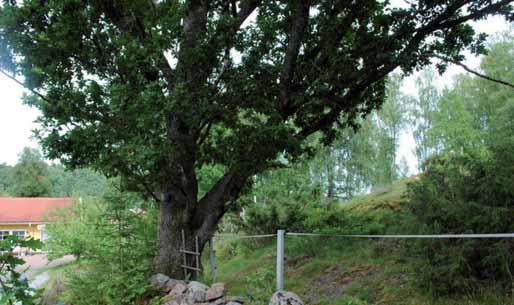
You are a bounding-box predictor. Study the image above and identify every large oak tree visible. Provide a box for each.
[0,0,512,278]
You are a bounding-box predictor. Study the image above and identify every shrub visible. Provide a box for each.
[406,153,514,295]
[45,185,158,305]
[0,236,43,305]
[233,202,309,235]
[234,201,390,235]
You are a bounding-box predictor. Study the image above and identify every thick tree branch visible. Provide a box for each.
[407,1,468,37]
[194,159,270,240]
[194,171,250,240]
[280,0,311,115]
[177,1,208,85]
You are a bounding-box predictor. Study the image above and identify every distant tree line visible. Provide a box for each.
[0,147,107,197]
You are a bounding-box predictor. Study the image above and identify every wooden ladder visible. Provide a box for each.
[180,230,201,279]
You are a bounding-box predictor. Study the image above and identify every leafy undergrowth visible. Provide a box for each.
[207,178,512,305]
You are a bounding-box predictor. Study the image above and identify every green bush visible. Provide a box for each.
[0,236,43,305]
[406,154,514,295]
[234,201,391,236]
[46,185,158,305]
[234,202,309,235]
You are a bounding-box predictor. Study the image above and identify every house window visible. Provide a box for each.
[0,230,26,240]
[12,230,25,239]
[0,231,8,240]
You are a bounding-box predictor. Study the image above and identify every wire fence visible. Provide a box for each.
[211,230,514,291]
[214,233,278,239]
[286,232,514,238]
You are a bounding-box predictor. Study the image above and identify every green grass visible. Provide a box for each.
[206,178,513,305]
[342,177,416,213]
[209,236,512,305]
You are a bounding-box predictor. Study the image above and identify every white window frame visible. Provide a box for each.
[0,230,26,240]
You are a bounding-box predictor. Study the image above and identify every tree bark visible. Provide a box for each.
[156,172,249,279]
[156,193,209,279]
[157,192,191,278]
[326,163,335,199]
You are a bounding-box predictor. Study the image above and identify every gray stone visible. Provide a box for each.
[157,279,245,305]
[186,281,209,303]
[206,282,226,301]
[150,273,171,291]
[187,291,206,303]
[269,291,304,305]
[168,282,187,297]
[163,279,187,293]
[187,281,209,292]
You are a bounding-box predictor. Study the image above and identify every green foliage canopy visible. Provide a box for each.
[0,163,12,195]
[9,147,52,197]
[1,1,512,195]
[409,32,514,164]
[0,147,107,197]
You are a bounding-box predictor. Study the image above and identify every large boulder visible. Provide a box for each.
[150,274,171,291]
[269,291,304,305]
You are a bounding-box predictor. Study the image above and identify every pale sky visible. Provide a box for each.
[0,74,40,165]
[0,16,510,170]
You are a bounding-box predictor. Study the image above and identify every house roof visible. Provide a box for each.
[0,197,74,224]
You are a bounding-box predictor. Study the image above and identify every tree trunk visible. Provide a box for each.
[156,195,187,278]
[326,149,336,203]
[156,192,212,279]
[156,171,249,279]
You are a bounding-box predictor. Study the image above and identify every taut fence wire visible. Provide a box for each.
[210,230,514,291]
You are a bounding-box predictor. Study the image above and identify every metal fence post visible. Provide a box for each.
[276,229,285,291]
